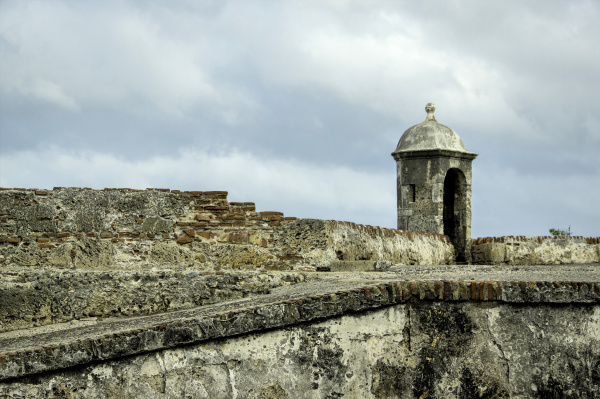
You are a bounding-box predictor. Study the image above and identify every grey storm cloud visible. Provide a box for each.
[1,0,599,237]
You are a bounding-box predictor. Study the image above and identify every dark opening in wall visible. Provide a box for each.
[409,184,416,203]
[443,176,455,238]
[444,168,466,262]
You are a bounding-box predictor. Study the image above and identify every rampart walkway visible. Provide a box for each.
[2,264,598,382]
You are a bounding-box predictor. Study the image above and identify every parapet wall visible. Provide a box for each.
[0,188,453,271]
[1,188,599,397]
[0,187,453,334]
[472,236,600,265]
[2,274,599,397]
[2,188,598,271]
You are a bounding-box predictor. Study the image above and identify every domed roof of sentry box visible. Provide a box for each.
[393,103,475,154]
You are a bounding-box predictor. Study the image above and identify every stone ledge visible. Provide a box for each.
[329,260,377,272]
[1,276,598,381]
[0,269,308,334]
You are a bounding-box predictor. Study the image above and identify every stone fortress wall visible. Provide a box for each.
[472,235,600,265]
[0,187,598,335]
[0,187,453,272]
[2,275,599,398]
[1,186,599,398]
[0,187,453,334]
[2,187,597,272]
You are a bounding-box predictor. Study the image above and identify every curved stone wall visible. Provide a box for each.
[1,275,599,397]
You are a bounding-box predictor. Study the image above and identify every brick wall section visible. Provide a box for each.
[0,188,453,271]
[472,236,600,265]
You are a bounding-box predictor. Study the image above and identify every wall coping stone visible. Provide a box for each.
[1,266,598,381]
[473,236,600,245]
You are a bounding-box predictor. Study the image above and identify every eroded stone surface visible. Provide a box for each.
[0,188,454,270]
[1,188,599,398]
[472,236,600,265]
[1,301,598,398]
[0,269,305,333]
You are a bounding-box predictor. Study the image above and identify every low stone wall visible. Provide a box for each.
[1,277,599,398]
[471,236,600,265]
[279,219,454,269]
[0,188,453,271]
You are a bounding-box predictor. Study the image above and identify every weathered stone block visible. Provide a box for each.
[209,244,271,269]
[74,239,115,269]
[142,217,173,234]
[22,204,56,233]
[150,242,195,265]
[279,219,329,250]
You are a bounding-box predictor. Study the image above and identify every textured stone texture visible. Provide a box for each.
[1,187,599,398]
[472,236,600,265]
[0,269,305,333]
[1,295,598,398]
[0,188,453,271]
[285,219,454,268]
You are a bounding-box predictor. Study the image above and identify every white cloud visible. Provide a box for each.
[0,1,260,124]
[244,5,542,142]
[24,79,79,111]
[3,0,598,139]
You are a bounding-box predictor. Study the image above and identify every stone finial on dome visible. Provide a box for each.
[393,102,474,154]
[425,103,436,122]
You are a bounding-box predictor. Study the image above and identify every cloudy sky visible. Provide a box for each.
[1,0,599,238]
